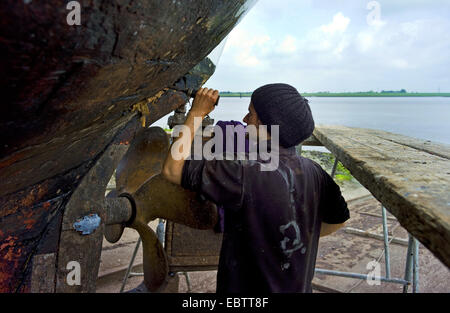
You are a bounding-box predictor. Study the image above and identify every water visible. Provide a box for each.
[153,97,450,145]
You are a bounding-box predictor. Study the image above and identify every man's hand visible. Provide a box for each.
[162,87,219,185]
[190,88,219,117]
[320,222,345,237]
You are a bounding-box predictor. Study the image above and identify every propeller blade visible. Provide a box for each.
[131,221,169,292]
[132,174,218,231]
[128,174,217,291]
[116,127,169,194]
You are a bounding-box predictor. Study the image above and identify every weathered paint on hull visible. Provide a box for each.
[0,0,256,292]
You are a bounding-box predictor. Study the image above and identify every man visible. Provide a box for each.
[162,83,349,293]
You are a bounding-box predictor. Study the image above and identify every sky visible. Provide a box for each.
[206,0,450,93]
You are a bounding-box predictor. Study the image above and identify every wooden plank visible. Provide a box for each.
[301,135,322,146]
[313,125,450,268]
[360,128,450,160]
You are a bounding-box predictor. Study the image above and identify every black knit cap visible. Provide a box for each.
[251,83,315,148]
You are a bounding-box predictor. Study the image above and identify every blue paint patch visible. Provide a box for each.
[73,214,101,235]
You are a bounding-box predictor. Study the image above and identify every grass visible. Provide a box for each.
[297,149,354,184]
[220,92,252,97]
[335,174,352,182]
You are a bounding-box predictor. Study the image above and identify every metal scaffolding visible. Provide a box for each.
[299,146,420,293]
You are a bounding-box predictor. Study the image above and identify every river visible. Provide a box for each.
[153,97,450,146]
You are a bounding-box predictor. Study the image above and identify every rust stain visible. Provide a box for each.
[0,197,59,292]
[0,239,14,251]
[24,219,36,230]
[16,184,49,212]
[0,235,22,292]
[23,210,33,218]
[22,210,37,230]
[0,151,26,171]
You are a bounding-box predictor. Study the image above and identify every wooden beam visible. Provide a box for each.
[314,125,450,268]
[301,135,323,147]
[360,128,450,160]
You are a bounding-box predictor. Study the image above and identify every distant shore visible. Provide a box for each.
[220,92,450,97]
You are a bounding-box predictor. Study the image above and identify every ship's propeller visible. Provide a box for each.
[105,127,169,244]
[104,126,217,292]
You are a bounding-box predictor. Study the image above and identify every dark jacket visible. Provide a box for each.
[181,144,349,293]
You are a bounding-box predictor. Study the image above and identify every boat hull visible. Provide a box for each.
[0,0,255,292]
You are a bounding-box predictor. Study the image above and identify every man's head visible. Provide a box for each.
[246,83,315,148]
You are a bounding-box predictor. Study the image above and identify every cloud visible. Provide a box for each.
[356,31,375,53]
[390,58,410,69]
[278,35,297,54]
[224,27,271,67]
[320,12,350,34]
[208,2,450,92]
[354,17,450,72]
[298,12,351,60]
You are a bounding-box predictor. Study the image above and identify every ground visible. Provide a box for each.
[96,152,450,293]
